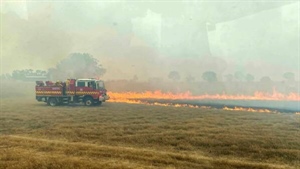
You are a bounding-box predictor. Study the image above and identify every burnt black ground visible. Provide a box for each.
[135,99,300,113]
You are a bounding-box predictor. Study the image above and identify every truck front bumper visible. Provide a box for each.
[99,95,110,102]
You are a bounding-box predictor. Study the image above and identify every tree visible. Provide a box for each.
[168,71,180,81]
[260,76,273,93]
[28,69,33,75]
[41,70,47,75]
[49,53,106,80]
[245,74,254,82]
[260,76,272,83]
[283,72,295,81]
[12,70,26,80]
[202,71,217,82]
[234,71,245,81]
[36,70,42,76]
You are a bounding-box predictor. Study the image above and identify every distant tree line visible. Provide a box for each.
[167,70,296,83]
[0,69,48,81]
[0,53,106,81]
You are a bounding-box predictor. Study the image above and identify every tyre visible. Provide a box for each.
[48,98,58,106]
[84,97,94,106]
[95,101,102,106]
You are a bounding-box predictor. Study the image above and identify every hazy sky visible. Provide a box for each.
[1,1,299,81]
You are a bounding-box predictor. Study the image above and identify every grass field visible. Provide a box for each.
[0,98,299,169]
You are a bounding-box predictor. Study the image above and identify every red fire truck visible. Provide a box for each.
[35,78,109,106]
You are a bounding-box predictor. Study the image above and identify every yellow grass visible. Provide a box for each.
[0,98,299,169]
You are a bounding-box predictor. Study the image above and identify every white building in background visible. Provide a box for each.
[1,0,28,20]
[131,9,162,48]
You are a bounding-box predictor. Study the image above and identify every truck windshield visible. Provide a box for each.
[97,81,105,89]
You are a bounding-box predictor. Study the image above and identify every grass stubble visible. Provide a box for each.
[0,98,299,169]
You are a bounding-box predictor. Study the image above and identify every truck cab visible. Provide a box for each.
[75,79,109,104]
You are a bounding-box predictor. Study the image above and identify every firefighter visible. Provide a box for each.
[62,82,66,95]
[55,81,62,86]
[66,79,70,89]
[66,79,70,86]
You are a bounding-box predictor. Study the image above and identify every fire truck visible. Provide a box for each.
[35,78,109,106]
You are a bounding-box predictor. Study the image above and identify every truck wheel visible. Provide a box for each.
[95,101,102,106]
[48,98,57,106]
[84,97,94,106]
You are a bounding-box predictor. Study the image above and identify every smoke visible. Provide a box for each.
[1,1,299,83]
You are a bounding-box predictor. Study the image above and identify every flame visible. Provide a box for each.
[223,106,273,113]
[108,89,300,102]
[108,98,279,113]
[107,90,299,113]
[108,98,211,109]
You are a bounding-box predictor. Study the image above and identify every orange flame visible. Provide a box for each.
[108,89,300,102]
[107,90,299,113]
[108,98,211,109]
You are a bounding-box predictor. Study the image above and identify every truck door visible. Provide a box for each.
[76,80,98,99]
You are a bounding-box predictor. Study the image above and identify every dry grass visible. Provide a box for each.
[0,98,299,169]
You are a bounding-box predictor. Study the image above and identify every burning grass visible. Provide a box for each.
[107,89,300,102]
[0,98,299,169]
[107,90,300,113]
